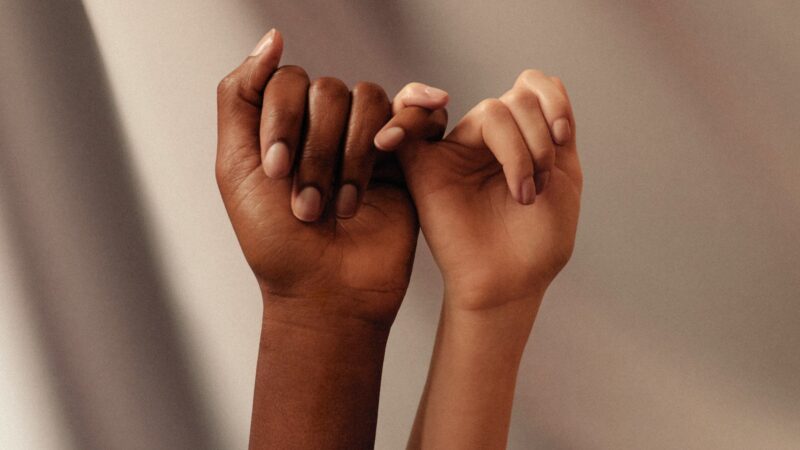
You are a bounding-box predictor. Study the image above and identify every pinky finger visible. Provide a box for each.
[374,107,447,151]
[373,83,450,150]
[391,82,449,114]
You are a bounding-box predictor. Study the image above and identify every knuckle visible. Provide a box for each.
[406,81,426,91]
[216,71,239,98]
[550,76,569,97]
[520,68,546,81]
[503,88,539,109]
[551,99,571,118]
[353,81,388,104]
[311,76,348,98]
[477,98,507,116]
[400,82,425,96]
[275,64,309,80]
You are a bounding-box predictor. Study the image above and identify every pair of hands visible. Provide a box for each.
[216,29,582,328]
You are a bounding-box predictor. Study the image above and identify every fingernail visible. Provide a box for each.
[534,171,550,194]
[520,177,536,205]
[293,186,321,222]
[335,184,358,218]
[423,85,448,100]
[374,127,405,150]
[553,118,571,145]
[263,141,290,178]
[250,28,276,56]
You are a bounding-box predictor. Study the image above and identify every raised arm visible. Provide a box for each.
[215,29,448,449]
[377,71,582,449]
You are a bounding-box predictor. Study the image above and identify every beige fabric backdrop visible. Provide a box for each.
[1,1,799,449]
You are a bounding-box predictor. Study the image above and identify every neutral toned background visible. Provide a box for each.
[1,1,799,449]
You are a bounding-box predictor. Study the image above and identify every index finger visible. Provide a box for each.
[216,29,284,192]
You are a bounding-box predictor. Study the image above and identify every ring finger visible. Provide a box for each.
[335,82,391,218]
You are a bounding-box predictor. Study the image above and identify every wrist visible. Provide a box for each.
[443,289,544,356]
[442,280,548,313]
[260,284,401,334]
[251,294,392,449]
[258,310,390,371]
[259,292,393,367]
[408,289,545,449]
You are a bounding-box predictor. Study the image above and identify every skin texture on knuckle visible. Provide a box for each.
[402,82,426,94]
[352,81,389,105]
[519,68,546,82]
[394,82,423,103]
[217,65,262,106]
[275,64,308,79]
[351,82,391,129]
[216,70,243,107]
[502,88,539,110]
[477,98,507,117]
[310,76,349,100]
[216,70,238,96]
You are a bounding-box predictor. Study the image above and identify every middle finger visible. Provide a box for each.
[292,77,350,222]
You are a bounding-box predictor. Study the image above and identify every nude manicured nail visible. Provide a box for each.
[263,141,290,178]
[423,85,448,100]
[553,118,571,145]
[374,127,405,150]
[250,28,276,56]
[520,177,536,205]
[293,186,321,222]
[534,171,550,194]
[335,184,358,218]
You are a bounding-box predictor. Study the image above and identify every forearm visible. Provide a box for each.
[409,289,545,449]
[250,294,391,450]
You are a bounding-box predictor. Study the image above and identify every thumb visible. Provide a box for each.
[216,28,284,192]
